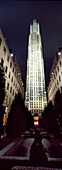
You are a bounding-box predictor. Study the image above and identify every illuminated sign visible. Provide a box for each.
[34,121,39,125]
[34,117,39,121]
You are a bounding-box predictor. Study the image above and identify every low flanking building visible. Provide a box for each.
[0,28,24,124]
[48,47,62,104]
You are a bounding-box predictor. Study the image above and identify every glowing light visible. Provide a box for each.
[34,117,39,120]
[10,53,13,57]
[3,115,6,126]
[18,73,20,75]
[52,72,54,75]
[58,52,61,55]
[5,106,8,114]
[34,121,39,126]
[1,135,3,139]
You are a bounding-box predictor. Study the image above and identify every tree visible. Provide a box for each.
[40,101,53,131]
[6,92,26,136]
[6,91,34,136]
[0,65,6,135]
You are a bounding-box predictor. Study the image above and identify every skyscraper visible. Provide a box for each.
[25,20,47,117]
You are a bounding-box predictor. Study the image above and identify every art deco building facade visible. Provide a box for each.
[25,20,47,117]
[48,48,62,103]
[0,28,24,124]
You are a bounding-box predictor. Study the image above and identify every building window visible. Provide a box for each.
[12,67,14,73]
[54,75,55,79]
[7,55,9,62]
[4,47,6,55]
[61,86,62,93]
[57,66,59,72]
[5,66,8,73]
[14,80,15,86]
[10,87,12,93]
[56,71,57,76]
[0,37,2,45]
[1,58,4,67]
[9,72,11,78]
[16,84,17,88]
[55,83,57,88]
[7,83,9,90]
[1,59,4,67]
[60,61,61,67]
[59,76,61,82]
[10,62,12,68]
[11,76,13,82]
[13,90,14,96]
[57,80,59,85]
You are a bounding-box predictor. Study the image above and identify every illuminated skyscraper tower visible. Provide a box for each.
[25,20,47,117]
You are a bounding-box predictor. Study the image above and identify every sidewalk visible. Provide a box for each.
[0,135,15,150]
[0,136,23,156]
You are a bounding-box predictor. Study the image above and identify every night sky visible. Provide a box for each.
[0,1,62,88]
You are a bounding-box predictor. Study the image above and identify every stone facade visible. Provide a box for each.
[0,28,24,124]
[48,48,62,103]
